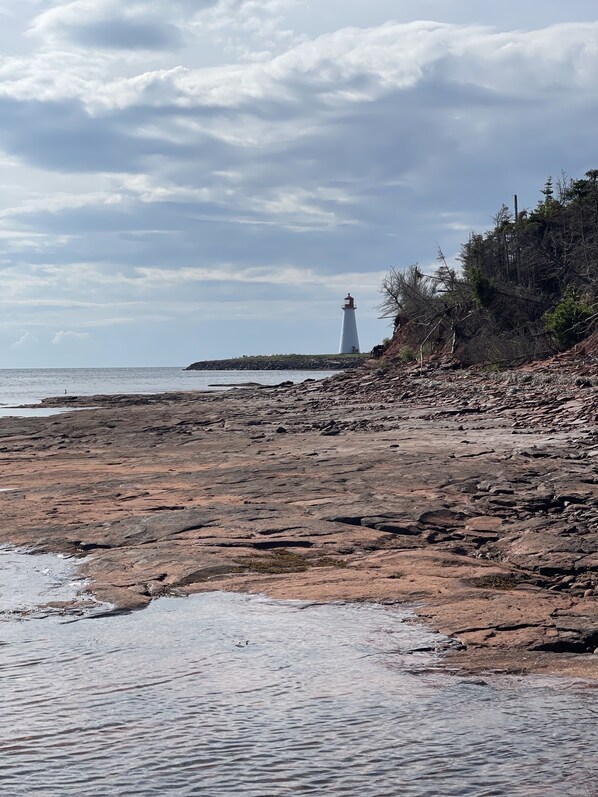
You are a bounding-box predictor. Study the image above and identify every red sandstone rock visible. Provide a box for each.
[0,358,596,677]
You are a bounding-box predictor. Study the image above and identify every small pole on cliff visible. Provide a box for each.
[514,193,521,283]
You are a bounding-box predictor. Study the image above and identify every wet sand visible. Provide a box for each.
[0,360,597,678]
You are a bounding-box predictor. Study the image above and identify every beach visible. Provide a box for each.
[1,359,597,679]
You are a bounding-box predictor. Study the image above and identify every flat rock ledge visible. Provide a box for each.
[185,353,368,371]
[1,357,597,679]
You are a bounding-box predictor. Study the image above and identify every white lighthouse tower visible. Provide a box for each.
[339,293,360,354]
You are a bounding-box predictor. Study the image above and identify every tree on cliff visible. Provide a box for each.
[380,169,598,364]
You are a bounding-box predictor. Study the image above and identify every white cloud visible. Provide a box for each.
[11,331,39,348]
[52,330,91,344]
[132,264,386,290]
[75,21,598,112]
[196,0,301,59]
[2,19,597,115]
[0,191,124,219]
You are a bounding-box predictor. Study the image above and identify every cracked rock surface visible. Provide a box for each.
[1,357,597,678]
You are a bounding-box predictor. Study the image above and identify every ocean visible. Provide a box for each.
[0,367,337,415]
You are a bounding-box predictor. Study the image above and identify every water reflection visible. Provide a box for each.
[0,557,596,796]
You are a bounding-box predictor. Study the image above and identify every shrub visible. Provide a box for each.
[399,346,416,362]
[470,267,496,308]
[543,288,594,349]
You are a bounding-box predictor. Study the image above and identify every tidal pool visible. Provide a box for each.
[0,407,84,418]
[0,551,596,796]
[0,547,91,616]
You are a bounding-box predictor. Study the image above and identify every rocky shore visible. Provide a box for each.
[186,353,368,370]
[1,358,597,678]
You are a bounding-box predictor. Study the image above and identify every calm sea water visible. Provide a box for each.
[0,551,597,797]
[0,367,337,413]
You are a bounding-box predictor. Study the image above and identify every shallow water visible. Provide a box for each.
[0,552,597,797]
[0,407,88,419]
[0,367,337,408]
[0,548,91,615]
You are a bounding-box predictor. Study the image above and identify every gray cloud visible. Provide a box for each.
[71,18,184,51]
[2,10,598,366]
[28,0,275,52]
[29,0,190,52]
[0,95,240,173]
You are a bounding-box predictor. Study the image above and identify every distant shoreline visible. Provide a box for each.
[185,353,369,371]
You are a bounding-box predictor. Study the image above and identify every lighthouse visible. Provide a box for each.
[339,293,360,354]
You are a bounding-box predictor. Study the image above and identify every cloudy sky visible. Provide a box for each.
[1,0,597,367]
